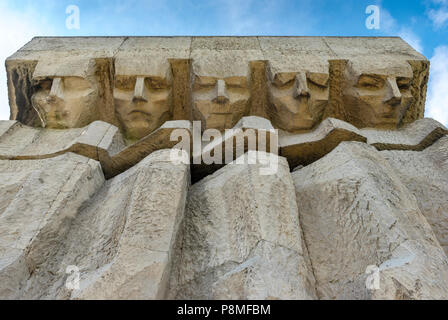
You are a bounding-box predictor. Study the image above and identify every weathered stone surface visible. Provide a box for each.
[2,36,447,301]
[106,120,192,178]
[292,142,448,300]
[0,119,192,179]
[191,116,277,183]
[279,118,366,169]
[169,151,316,300]
[260,37,334,132]
[114,37,191,140]
[70,150,190,300]
[381,136,448,256]
[280,117,448,170]
[7,37,427,134]
[362,118,448,151]
[0,153,104,299]
[7,150,189,300]
[191,37,264,131]
[0,120,125,161]
[323,37,428,128]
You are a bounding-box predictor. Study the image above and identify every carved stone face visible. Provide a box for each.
[269,71,329,131]
[193,76,250,131]
[343,63,414,128]
[114,76,171,140]
[31,76,100,129]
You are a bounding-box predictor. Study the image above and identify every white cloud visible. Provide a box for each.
[380,8,423,54]
[398,27,423,53]
[380,8,397,32]
[427,0,448,29]
[428,8,448,28]
[0,2,54,120]
[426,46,448,126]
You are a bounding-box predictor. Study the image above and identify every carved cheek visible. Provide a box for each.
[309,88,329,104]
[356,90,386,106]
[274,95,300,114]
[227,88,250,106]
[194,87,215,103]
[32,90,51,109]
[114,89,135,120]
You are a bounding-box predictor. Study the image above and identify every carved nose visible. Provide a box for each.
[132,77,148,102]
[384,77,402,106]
[49,77,64,100]
[293,72,310,99]
[213,79,229,104]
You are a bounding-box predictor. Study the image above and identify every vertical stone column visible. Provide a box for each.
[292,142,448,300]
[170,59,194,122]
[0,153,105,299]
[169,151,317,300]
[249,60,270,120]
[72,150,190,299]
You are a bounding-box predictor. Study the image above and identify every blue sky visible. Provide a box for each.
[0,0,447,124]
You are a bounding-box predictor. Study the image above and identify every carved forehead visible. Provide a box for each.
[115,37,190,78]
[349,57,413,78]
[191,50,262,78]
[191,37,264,78]
[19,37,126,54]
[322,37,422,78]
[323,37,426,60]
[259,37,334,76]
[115,54,172,79]
[33,56,94,79]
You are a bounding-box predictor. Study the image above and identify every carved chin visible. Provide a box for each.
[125,120,157,139]
[272,100,321,131]
[358,98,413,126]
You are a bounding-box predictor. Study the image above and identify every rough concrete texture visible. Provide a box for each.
[0,153,104,299]
[191,116,277,183]
[292,142,448,300]
[0,119,191,179]
[279,117,367,169]
[1,36,448,300]
[69,150,190,300]
[7,37,427,132]
[362,118,448,151]
[0,120,125,161]
[381,136,448,256]
[169,151,316,300]
[280,117,448,170]
[0,150,189,300]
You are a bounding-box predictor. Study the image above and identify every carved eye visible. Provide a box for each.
[194,76,217,90]
[63,77,91,91]
[224,76,248,89]
[115,77,135,91]
[357,75,385,89]
[34,79,52,91]
[396,77,411,90]
[307,73,329,87]
[146,77,169,90]
[272,73,296,88]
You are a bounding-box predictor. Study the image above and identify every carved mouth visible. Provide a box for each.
[128,110,152,117]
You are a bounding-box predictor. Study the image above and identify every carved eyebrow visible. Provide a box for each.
[396,77,411,87]
[224,76,248,88]
[146,77,169,89]
[115,77,136,90]
[356,74,386,88]
[63,77,91,89]
[114,76,169,90]
[33,78,53,90]
[272,73,296,87]
[307,72,329,87]
[193,76,217,89]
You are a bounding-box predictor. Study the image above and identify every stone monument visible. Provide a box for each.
[0,36,447,300]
